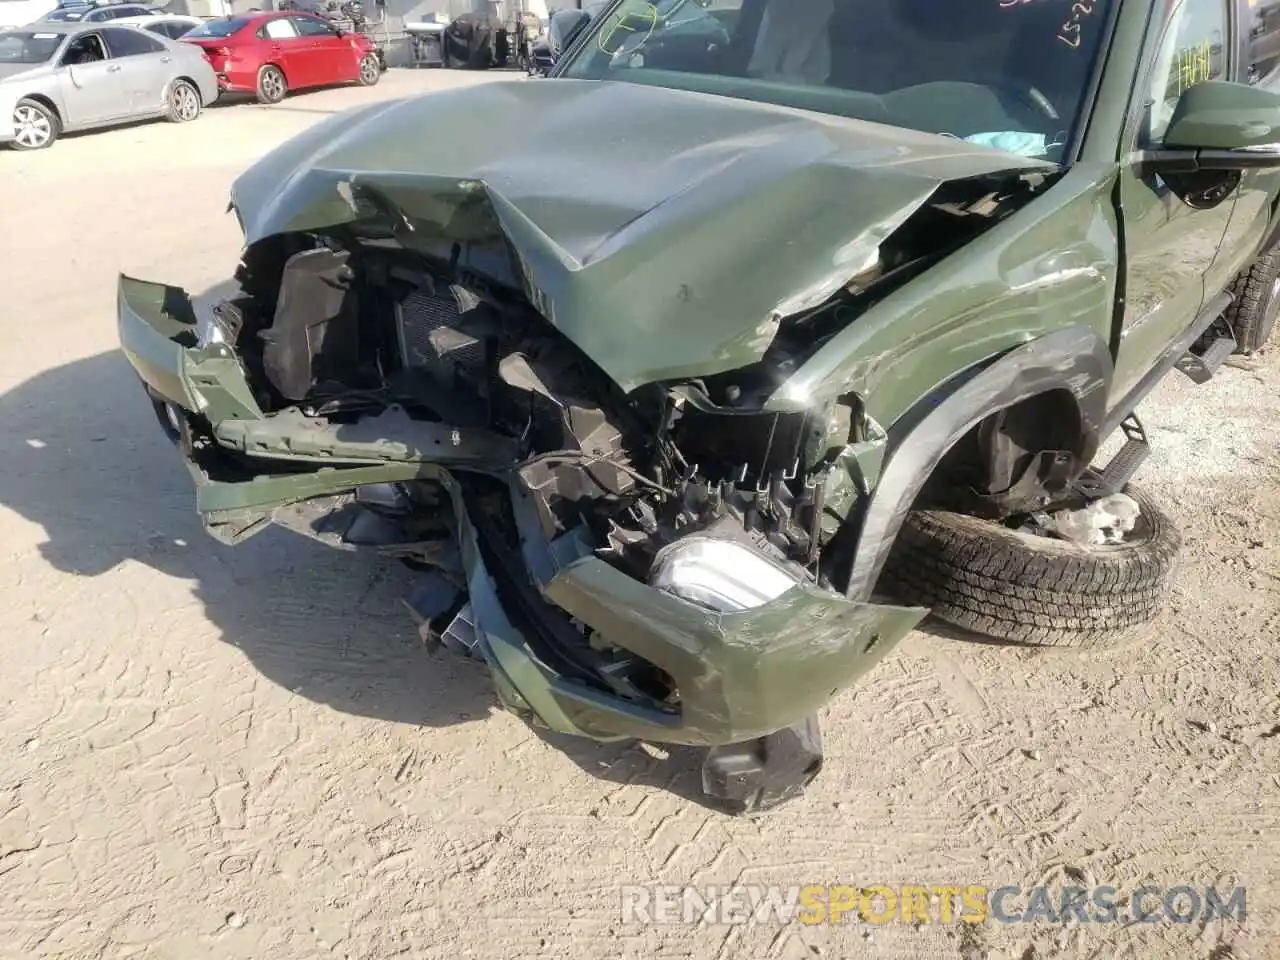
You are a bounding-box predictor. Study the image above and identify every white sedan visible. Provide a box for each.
[0,21,217,149]
[112,12,201,39]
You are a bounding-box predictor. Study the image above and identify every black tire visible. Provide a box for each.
[880,486,1181,648]
[356,53,381,86]
[1224,247,1280,355]
[255,64,287,104]
[165,79,202,123]
[9,98,59,151]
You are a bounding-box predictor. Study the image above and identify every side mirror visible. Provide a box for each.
[548,8,589,57]
[1162,80,1280,170]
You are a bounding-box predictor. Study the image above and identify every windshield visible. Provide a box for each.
[0,29,63,61]
[558,0,1117,161]
[185,16,249,37]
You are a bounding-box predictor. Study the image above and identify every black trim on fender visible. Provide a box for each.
[844,326,1114,601]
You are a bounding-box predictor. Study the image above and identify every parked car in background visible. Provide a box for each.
[39,0,162,22]
[277,0,387,71]
[115,12,201,38]
[181,11,380,104]
[0,21,215,149]
[0,0,58,29]
[163,0,228,17]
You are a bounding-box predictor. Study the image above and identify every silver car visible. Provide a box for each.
[0,21,217,150]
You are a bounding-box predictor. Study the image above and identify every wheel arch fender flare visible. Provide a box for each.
[844,325,1113,601]
[16,92,61,124]
[167,76,203,104]
[259,61,288,84]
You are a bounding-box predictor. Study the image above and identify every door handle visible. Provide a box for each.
[107,64,121,72]
[161,55,172,62]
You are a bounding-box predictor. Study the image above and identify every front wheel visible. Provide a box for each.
[357,53,381,86]
[9,98,59,151]
[166,79,202,123]
[255,64,288,104]
[880,486,1181,648]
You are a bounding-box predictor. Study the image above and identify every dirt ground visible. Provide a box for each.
[1,69,1279,960]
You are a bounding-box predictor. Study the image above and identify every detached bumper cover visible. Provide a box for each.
[118,274,926,746]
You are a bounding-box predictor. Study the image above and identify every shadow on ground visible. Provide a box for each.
[0,349,711,804]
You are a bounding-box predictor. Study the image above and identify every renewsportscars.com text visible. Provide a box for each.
[619,884,1247,926]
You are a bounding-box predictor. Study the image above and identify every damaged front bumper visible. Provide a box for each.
[118,274,925,751]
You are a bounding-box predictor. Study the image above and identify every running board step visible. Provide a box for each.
[1178,334,1237,384]
[1074,414,1150,498]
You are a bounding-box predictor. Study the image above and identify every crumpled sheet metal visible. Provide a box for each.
[230,79,1049,392]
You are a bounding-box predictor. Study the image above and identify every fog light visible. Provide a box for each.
[649,537,798,613]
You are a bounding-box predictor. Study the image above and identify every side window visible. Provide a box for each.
[60,32,107,64]
[101,26,165,56]
[1144,0,1228,143]
[291,15,334,37]
[162,21,193,37]
[260,17,298,39]
[1248,0,1280,83]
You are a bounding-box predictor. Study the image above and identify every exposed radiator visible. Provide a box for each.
[394,288,488,376]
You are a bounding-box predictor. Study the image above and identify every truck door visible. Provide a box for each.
[1111,0,1236,401]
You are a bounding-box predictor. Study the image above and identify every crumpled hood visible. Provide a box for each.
[231,79,1051,391]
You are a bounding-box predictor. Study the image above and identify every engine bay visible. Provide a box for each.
[175,165,1049,698]
[209,235,852,591]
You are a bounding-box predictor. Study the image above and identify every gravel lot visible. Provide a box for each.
[1,68,1278,960]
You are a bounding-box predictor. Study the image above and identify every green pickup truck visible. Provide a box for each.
[119,0,1280,812]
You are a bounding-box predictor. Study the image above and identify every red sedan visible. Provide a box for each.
[182,12,380,103]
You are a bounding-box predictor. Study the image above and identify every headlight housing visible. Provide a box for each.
[192,279,245,348]
[649,537,799,613]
